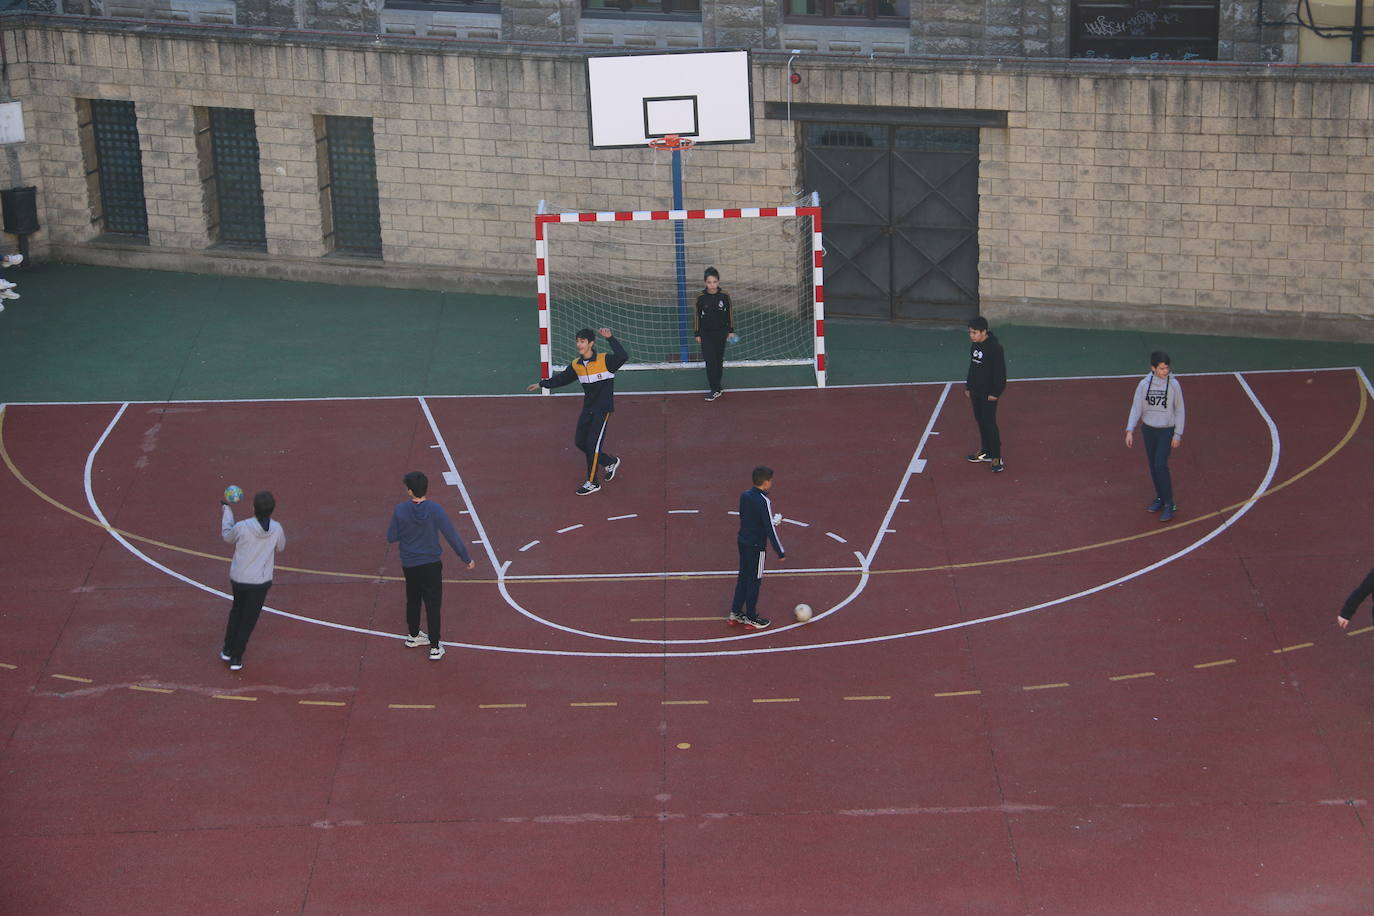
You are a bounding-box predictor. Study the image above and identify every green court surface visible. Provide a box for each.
[2,262,1373,403]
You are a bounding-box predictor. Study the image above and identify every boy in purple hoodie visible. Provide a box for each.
[386,471,475,661]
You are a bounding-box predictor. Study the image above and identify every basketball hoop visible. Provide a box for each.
[647,134,696,152]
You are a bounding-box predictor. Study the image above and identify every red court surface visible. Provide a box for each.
[3,369,1374,913]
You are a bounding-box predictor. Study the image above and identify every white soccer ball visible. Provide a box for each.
[794,603,812,623]
[772,512,783,526]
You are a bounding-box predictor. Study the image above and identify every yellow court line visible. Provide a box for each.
[213,694,257,702]
[388,704,436,710]
[1272,642,1314,654]
[1109,672,1156,682]
[3,375,1365,588]
[752,697,800,703]
[1194,658,1236,669]
[479,703,527,709]
[570,701,618,707]
[1023,682,1070,691]
[51,674,93,683]
[662,699,709,705]
[934,689,981,697]
[844,695,891,701]
[299,700,347,707]
[0,662,16,670]
[129,685,174,694]
[631,617,723,622]
[1348,626,1373,636]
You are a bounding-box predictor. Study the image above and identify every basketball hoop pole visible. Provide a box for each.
[672,148,690,362]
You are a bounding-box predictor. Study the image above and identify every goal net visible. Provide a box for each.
[534,202,825,388]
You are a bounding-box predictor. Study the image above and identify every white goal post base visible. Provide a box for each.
[534,205,826,389]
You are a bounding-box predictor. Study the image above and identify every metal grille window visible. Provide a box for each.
[1070,0,1219,59]
[196,107,267,249]
[316,115,382,258]
[80,99,149,239]
[581,0,702,18]
[786,0,909,22]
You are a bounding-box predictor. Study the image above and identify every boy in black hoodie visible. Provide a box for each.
[964,316,1007,473]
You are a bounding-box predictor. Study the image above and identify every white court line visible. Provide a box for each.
[504,566,863,581]
[82,404,409,643]
[519,541,540,552]
[826,532,847,543]
[607,514,637,521]
[82,370,1295,657]
[8,365,1358,407]
[668,509,699,514]
[783,519,809,527]
[862,382,952,568]
[556,524,584,534]
[418,397,503,574]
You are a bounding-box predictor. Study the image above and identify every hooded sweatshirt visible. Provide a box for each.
[221,504,286,585]
[966,332,1007,397]
[387,498,472,568]
[1126,372,1186,437]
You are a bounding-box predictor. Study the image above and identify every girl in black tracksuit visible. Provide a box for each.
[694,266,734,401]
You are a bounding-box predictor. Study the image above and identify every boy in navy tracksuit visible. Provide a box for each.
[729,465,786,630]
[386,470,475,661]
[528,327,628,496]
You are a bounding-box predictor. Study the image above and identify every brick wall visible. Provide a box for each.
[3,20,1372,336]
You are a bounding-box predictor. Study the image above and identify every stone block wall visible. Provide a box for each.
[3,20,1373,335]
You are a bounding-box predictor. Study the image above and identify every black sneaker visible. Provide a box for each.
[705,390,723,401]
[1146,498,1164,512]
[219,648,231,662]
[990,458,1005,473]
[727,611,747,625]
[602,458,621,482]
[744,617,771,630]
[575,481,601,496]
[966,452,990,463]
[1160,504,1176,522]
[229,658,244,671]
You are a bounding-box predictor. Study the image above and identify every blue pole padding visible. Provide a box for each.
[672,148,690,362]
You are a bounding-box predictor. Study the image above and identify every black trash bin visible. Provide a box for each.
[2,186,39,236]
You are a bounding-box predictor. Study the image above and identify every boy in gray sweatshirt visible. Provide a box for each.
[1125,351,1186,522]
[219,490,286,671]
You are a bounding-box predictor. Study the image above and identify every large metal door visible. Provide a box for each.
[804,123,979,321]
[208,108,267,248]
[90,100,149,239]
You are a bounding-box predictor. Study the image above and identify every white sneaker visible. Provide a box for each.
[429,645,445,661]
[404,631,429,648]
[1,254,22,267]
[0,290,17,300]
[0,279,15,290]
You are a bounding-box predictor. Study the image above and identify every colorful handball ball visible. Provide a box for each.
[223,485,244,505]
[794,603,813,623]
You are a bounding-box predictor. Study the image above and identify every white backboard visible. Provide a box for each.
[585,49,754,150]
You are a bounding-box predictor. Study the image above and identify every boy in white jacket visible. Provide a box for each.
[219,489,286,670]
[1125,351,1186,523]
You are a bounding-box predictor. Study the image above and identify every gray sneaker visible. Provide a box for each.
[405,631,429,648]
[727,611,748,625]
[429,645,445,661]
[602,458,621,482]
